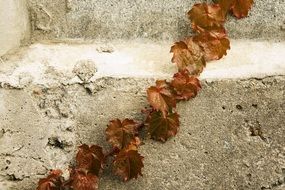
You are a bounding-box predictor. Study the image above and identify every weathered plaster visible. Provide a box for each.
[0,76,284,190]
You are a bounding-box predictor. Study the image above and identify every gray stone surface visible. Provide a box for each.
[27,0,285,41]
[0,76,284,190]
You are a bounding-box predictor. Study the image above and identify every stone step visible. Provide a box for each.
[0,40,285,88]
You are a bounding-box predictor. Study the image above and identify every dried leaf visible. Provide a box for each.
[37,170,63,190]
[113,144,144,181]
[188,3,225,32]
[193,30,230,61]
[70,170,99,190]
[231,0,253,18]
[170,38,206,75]
[146,110,179,142]
[147,80,176,114]
[215,0,234,15]
[217,0,253,18]
[106,119,138,149]
[171,70,201,101]
[76,144,104,176]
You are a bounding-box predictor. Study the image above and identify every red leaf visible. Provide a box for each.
[113,145,144,181]
[146,110,179,142]
[147,80,176,114]
[76,144,104,176]
[215,0,234,15]
[231,0,253,18]
[106,119,138,149]
[188,3,225,32]
[171,70,201,101]
[170,38,206,75]
[70,170,99,190]
[37,170,63,190]
[193,30,230,61]
[217,0,254,18]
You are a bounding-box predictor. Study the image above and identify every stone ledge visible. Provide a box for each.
[0,40,285,89]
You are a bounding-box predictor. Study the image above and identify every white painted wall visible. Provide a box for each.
[0,0,30,56]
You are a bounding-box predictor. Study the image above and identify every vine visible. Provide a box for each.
[36,0,254,189]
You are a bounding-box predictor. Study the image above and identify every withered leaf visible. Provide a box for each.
[217,0,253,18]
[113,144,144,181]
[37,170,63,190]
[146,110,179,142]
[147,80,176,114]
[231,0,253,18]
[171,70,201,101]
[76,144,104,176]
[215,0,234,15]
[188,3,225,32]
[70,170,99,190]
[193,30,230,61]
[170,38,206,75]
[106,119,138,149]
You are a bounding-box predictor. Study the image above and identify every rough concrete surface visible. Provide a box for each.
[27,0,285,41]
[0,0,30,56]
[0,0,285,189]
[0,75,284,190]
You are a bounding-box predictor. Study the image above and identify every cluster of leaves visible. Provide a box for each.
[37,0,253,189]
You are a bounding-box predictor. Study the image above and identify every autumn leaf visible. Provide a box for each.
[171,70,201,101]
[193,30,230,61]
[216,0,254,18]
[146,110,179,142]
[106,119,138,149]
[37,170,63,190]
[76,144,104,176]
[231,0,253,18]
[215,0,234,15]
[188,3,225,32]
[113,144,144,181]
[70,170,99,190]
[170,38,206,75]
[147,80,176,114]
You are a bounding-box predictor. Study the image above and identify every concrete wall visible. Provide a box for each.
[0,0,30,56]
[27,0,285,41]
[0,0,284,189]
[0,76,284,190]
[0,41,284,189]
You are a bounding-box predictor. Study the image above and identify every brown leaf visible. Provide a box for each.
[188,3,225,32]
[217,0,253,18]
[193,30,230,61]
[106,119,138,149]
[171,70,201,101]
[70,170,99,190]
[231,0,253,18]
[146,110,179,142]
[170,38,206,75]
[215,0,234,15]
[37,170,63,190]
[76,144,104,176]
[113,145,144,181]
[147,80,176,114]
